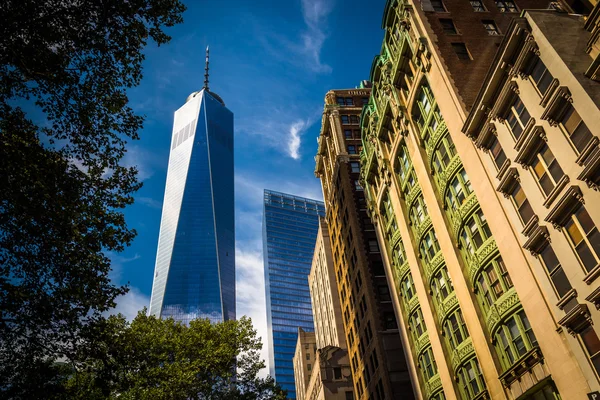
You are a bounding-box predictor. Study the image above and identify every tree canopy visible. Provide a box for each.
[0,0,185,396]
[61,314,287,400]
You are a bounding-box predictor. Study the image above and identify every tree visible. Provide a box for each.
[60,314,287,400]
[0,0,185,396]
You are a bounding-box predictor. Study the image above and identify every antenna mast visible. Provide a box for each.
[203,46,210,91]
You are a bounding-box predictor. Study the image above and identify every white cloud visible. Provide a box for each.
[110,287,150,321]
[252,0,334,74]
[299,0,334,73]
[288,120,305,160]
[236,244,270,378]
[123,145,164,181]
[137,196,162,209]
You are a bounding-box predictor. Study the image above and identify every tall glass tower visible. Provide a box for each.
[262,190,325,398]
[149,48,235,324]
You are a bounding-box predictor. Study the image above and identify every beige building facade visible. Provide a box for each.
[309,218,347,350]
[359,0,599,400]
[294,328,318,400]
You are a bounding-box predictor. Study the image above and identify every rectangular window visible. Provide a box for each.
[490,137,507,170]
[580,326,600,376]
[368,240,380,253]
[532,144,564,196]
[506,97,531,139]
[470,0,486,10]
[344,129,352,139]
[341,115,349,124]
[561,105,593,153]
[345,97,354,106]
[496,0,518,12]
[431,0,447,11]
[348,145,356,154]
[565,205,600,272]
[452,43,471,60]
[350,115,360,124]
[362,97,369,105]
[530,56,554,95]
[350,162,360,173]
[510,184,534,225]
[539,245,572,298]
[337,97,345,106]
[482,20,500,35]
[440,18,458,34]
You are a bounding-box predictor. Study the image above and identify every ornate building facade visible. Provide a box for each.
[315,87,416,399]
[360,0,600,399]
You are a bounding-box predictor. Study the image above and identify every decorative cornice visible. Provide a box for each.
[558,303,593,336]
[544,185,584,229]
[485,288,521,336]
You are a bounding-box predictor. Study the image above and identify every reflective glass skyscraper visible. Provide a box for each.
[262,190,325,398]
[150,50,235,324]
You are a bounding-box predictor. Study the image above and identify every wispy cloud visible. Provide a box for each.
[137,196,162,209]
[123,145,165,181]
[299,0,335,73]
[252,0,334,74]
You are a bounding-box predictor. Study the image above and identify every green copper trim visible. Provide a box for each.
[485,288,521,336]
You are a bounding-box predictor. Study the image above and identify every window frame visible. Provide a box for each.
[457,359,486,398]
[446,168,473,210]
[509,183,535,225]
[538,244,573,299]
[560,105,593,154]
[475,255,513,311]
[459,209,492,255]
[440,18,459,34]
[494,311,538,371]
[564,205,600,273]
[482,19,500,35]
[420,229,441,262]
[431,266,453,303]
[506,97,531,140]
[470,0,487,11]
[529,56,554,96]
[419,347,437,380]
[531,143,564,197]
[495,0,518,12]
[451,42,471,60]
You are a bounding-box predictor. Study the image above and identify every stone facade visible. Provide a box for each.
[294,328,317,400]
[360,1,599,400]
[315,87,416,399]
[309,218,347,350]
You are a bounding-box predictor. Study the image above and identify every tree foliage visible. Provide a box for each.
[60,314,287,400]
[0,0,185,396]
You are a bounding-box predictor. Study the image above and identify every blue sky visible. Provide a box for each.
[112,0,386,371]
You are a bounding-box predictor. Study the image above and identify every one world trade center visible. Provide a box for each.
[149,48,235,324]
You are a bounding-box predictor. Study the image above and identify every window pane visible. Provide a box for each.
[576,241,596,271]
[566,220,584,245]
[575,207,595,234]
[580,326,600,357]
[550,267,572,298]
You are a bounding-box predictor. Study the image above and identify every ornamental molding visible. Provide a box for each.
[485,288,521,336]
[544,185,584,229]
[558,303,593,336]
[450,337,475,372]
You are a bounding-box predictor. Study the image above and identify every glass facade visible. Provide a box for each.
[149,89,235,325]
[262,190,325,398]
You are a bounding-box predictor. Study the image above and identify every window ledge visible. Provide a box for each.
[522,224,550,256]
[496,158,512,181]
[498,347,544,388]
[540,86,572,127]
[557,303,592,336]
[497,166,520,197]
[539,78,560,108]
[514,125,546,165]
[542,175,570,209]
[585,285,600,310]
[514,118,537,152]
[556,288,578,311]
[583,263,600,285]
[544,185,584,229]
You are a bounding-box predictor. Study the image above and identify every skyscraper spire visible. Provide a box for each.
[203,46,210,91]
